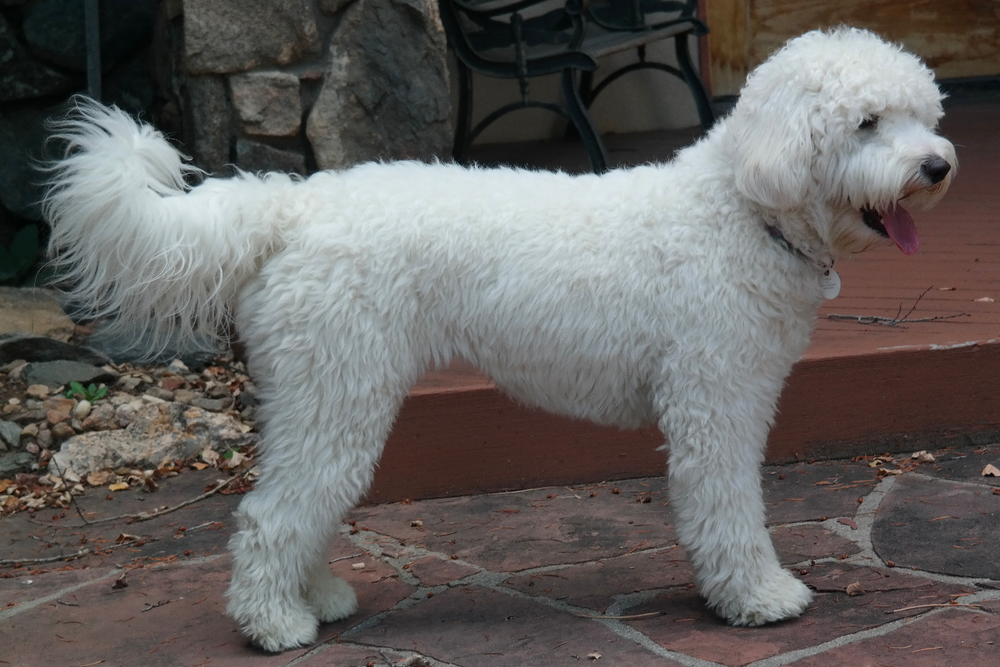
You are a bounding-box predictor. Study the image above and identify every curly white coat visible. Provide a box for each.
[44,27,955,652]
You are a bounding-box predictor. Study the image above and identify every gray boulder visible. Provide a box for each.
[184,0,320,75]
[22,0,157,72]
[186,75,232,174]
[0,288,75,342]
[0,332,112,366]
[230,71,302,137]
[0,14,76,101]
[236,139,307,175]
[306,0,452,169]
[52,402,257,476]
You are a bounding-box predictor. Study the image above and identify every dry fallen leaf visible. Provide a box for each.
[108,482,129,492]
[846,582,865,596]
[587,653,602,660]
[351,562,365,570]
[982,464,1000,477]
[115,533,140,544]
[86,470,114,486]
[938,287,955,291]
[201,449,220,466]
[190,462,209,471]
[974,297,995,302]
[911,450,935,463]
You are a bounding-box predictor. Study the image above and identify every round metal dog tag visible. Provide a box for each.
[819,268,841,299]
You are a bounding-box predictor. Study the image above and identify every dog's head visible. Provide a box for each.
[726,27,956,256]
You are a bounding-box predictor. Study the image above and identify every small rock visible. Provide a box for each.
[24,442,40,456]
[0,422,23,448]
[21,423,39,438]
[236,381,258,408]
[116,403,138,428]
[2,404,20,415]
[43,397,75,412]
[37,428,53,448]
[145,386,175,401]
[173,389,200,404]
[160,376,187,392]
[26,384,50,398]
[11,409,46,425]
[206,383,231,399]
[0,451,35,476]
[72,399,92,420]
[118,376,142,391]
[51,422,76,440]
[0,359,27,373]
[24,360,119,389]
[167,359,189,374]
[82,403,117,431]
[46,409,70,426]
[190,397,233,412]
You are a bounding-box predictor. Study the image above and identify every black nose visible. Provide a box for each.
[921,156,951,184]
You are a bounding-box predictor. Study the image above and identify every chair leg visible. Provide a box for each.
[563,69,595,140]
[453,62,474,163]
[675,34,715,132]
[561,68,608,174]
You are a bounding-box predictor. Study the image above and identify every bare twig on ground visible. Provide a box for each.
[60,476,239,528]
[827,286,969,328]
[0,535,155,566]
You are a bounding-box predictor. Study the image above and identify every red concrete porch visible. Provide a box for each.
[365,102,1000,504]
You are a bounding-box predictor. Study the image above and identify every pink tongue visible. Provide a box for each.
[880,204,919,255]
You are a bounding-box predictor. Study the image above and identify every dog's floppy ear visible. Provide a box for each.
[727,83,815,211]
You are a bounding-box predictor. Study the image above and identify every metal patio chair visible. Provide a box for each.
[440,0,715,173]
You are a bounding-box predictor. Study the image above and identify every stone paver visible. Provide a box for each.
[621,563,969,667]
[350,585,679,666]
[873,474,1000,578]
[789,609,1000,666]
[3,446,999,666]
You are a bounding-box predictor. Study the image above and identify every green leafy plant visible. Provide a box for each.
[65,381,108,402]
[0,223,40,286]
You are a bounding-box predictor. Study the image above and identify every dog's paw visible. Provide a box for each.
[229,599,319,653]
[304,571,358,623]
[712,568,812,627]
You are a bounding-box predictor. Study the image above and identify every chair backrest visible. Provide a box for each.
[587,0,698,32]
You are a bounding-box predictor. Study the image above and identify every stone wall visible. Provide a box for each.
[0,0,453,246]
[162,0,453,175]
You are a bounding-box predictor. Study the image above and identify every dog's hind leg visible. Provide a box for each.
[225,279,418,651]
[659,368,813,627]
[226,372,405,652]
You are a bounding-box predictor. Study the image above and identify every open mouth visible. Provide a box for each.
[860,204,919,255]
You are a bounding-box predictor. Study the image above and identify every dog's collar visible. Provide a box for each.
[766,225,797,255]
[766,225,840,298]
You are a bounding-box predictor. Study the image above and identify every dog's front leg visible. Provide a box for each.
[660,385,812,626]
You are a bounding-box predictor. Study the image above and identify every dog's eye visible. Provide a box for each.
[859,116,879,131]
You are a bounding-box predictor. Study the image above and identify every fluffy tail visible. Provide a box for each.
[44,98,294,359]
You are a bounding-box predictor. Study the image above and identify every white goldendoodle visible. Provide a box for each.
[45,28,954,651]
